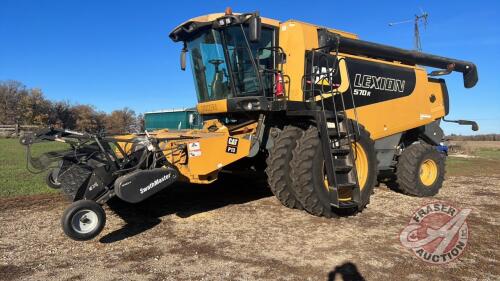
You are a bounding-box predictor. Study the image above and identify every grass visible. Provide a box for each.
[446,148,500,177]
[473,148,500,160]
[0,138,499,197]
[0,138,68,197]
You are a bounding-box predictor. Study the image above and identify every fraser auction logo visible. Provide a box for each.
[399,201,472,264]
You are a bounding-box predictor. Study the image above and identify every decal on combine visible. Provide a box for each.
[305,51,417,109]
[340,57,416,108]
[226,137,238,154]
[353,73,406,93]
[188,142,201,157]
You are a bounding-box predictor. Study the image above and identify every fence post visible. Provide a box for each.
[15,123,19,137]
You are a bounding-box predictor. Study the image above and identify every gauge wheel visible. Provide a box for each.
[61,200,106,241]
[45,168,61,189]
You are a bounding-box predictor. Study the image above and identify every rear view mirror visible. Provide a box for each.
[180,49,187,71]
[249,15,261,43]
[457,120,479,131]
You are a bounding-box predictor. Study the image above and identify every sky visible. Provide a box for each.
[1,0,499,134]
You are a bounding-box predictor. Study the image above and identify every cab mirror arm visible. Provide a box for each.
[180,42,187,71]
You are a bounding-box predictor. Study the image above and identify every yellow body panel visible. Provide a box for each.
[335,57,446,140]
[196,100,228,115]
[173,13,280,31]
[280,21,319,101]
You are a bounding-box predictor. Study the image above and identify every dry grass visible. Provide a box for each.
[448,140,500,154]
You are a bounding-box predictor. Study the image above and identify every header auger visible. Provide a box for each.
[22,9,478,240]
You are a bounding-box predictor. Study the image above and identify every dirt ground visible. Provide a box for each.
[1,172,499,281]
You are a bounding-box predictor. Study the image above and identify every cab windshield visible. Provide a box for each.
[187,25,274,102]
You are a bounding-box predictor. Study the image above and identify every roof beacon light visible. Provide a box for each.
[225,7,233,15]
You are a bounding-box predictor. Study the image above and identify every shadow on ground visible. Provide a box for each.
[327,262,366,281]
[100,173,272,243]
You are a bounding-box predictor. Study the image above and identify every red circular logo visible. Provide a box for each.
[400,201,471,264]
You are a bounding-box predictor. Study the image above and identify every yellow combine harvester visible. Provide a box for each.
[22,9,478,240]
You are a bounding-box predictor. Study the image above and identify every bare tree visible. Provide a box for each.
[1,80,147,135]
[105,107,137,134]
[49,101,75,128]
[0,80,28,125]
[136,113,145,132]
[71,104,102,132]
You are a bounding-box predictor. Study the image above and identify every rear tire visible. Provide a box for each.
[290,124,377,218]
[388,143,445,197]
[265,125,304,209]
[61,200,106,241]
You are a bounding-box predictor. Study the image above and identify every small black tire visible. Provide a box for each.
[290,124,377,218]
[389,143,445,197]
[265,125,304,209]
[45,168,61,189]
[61,200,106,241]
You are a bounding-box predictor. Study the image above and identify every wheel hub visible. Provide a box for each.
[71,209,99,234]
[420,159,438,186]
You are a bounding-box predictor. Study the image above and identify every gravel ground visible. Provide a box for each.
[0,175,499,281]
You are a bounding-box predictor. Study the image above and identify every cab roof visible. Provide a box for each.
[169,12,358,41]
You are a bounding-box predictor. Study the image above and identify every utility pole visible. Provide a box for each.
[389,10,429,51]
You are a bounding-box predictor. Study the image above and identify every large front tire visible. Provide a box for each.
[291,124,377,218]
[265,125,304,209]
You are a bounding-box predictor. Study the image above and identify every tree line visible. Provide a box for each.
[0,80,144,134]
[447,134,500,141]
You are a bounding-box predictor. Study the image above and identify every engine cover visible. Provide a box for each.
[114,167,178,203]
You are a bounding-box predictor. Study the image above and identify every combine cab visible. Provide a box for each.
[22,9,478,240]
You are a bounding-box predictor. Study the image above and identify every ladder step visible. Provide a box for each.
[326,122,336,129]
[326,113,344,122]
[335,165,352,173]
[331,148,351,155]
[338,200,358,209]
[327,128,347,137]
[337,182,357,189]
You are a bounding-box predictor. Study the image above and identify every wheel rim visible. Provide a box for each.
[71,209,99,234]
[353,142,368,189]
[420,159,438,186]
[323,142,369,201]
[50,173,60,185]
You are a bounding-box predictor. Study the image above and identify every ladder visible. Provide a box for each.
[304,50,362,209]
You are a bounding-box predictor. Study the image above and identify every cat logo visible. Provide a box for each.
[226,137,238,154]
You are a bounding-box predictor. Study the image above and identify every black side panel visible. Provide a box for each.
[420,120,444,145]
[304,51,417,109]
[339,57,416,109]
[114,167,178,203]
